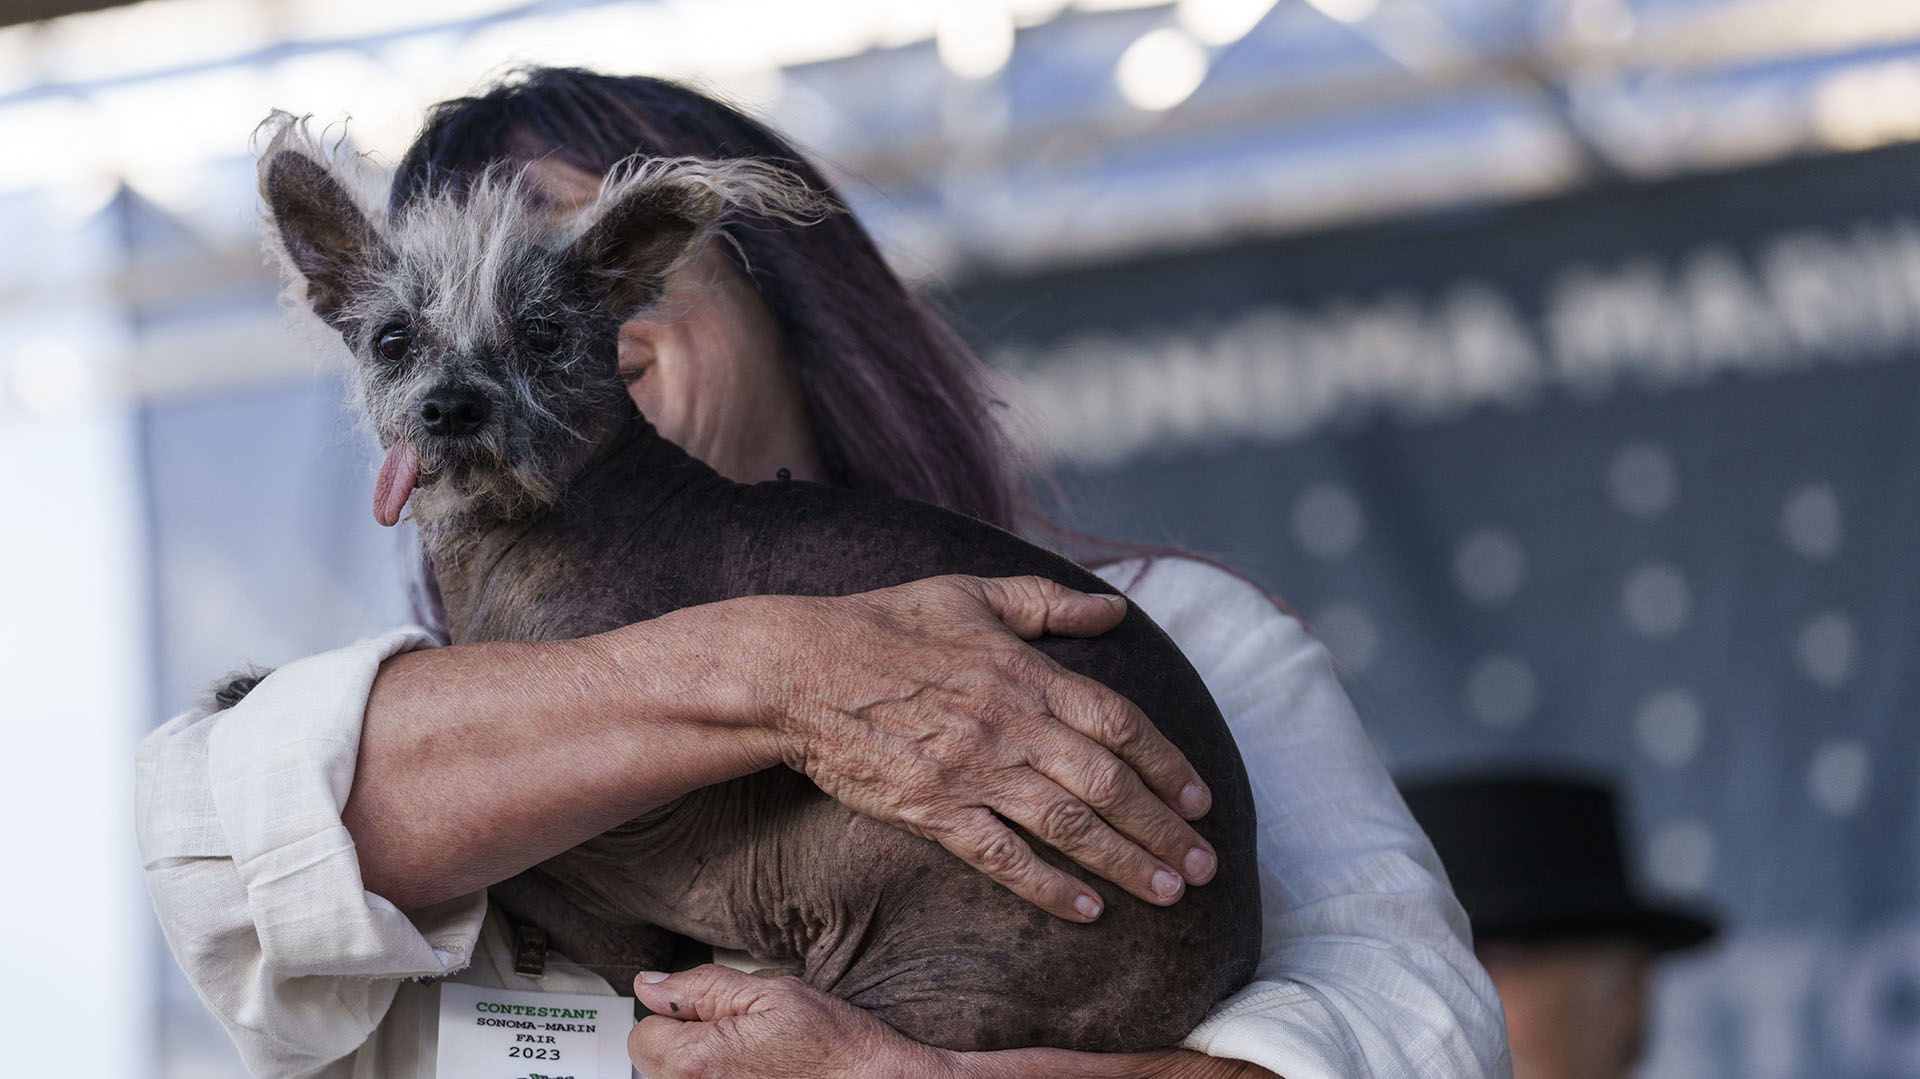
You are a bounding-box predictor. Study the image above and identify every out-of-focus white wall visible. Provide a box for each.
[0,405,152,1078]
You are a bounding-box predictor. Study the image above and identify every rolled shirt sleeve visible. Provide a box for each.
[135,628,488,1079]
[1111,559,1511,1079]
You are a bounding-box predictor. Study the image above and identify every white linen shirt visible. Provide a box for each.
[136,557,1510,1079]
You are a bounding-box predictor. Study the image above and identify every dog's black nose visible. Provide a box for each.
[419,387,490,437]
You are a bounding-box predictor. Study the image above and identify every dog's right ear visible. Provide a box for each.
[567,158,829,319]
[568,173,722,319]
[261,148,383,331]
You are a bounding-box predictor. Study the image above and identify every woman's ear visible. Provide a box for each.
[616,318,661,387]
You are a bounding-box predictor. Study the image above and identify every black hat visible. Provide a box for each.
[1401,771,1717,953]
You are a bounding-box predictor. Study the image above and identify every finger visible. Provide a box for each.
[1018,717,1215,890]
[939,807,1107,922]
[633,965,776,1022]
[967,575,1128,640]
[1045,668,1213,824]
[630,1013,702,1073]
[990,768,1192,906]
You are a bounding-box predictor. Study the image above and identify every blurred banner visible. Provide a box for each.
[961,140,1920,1079]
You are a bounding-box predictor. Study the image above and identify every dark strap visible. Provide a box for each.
[513,924,549,978]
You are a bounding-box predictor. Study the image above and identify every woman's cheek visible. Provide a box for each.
[625,374,659,419]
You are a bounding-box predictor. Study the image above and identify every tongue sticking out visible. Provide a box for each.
[373,440,419,527]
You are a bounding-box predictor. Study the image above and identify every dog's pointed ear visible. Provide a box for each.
[569,176,722,319]
[261,149,384,331]
[567,160,826,319]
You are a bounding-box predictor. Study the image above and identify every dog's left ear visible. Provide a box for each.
[261,148,387,332]
[569,175,723,319]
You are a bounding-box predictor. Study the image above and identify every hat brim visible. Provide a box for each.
[1476,902,1718,954]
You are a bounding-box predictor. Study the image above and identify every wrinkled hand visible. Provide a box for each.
[630,966,950,1079]
[746,574,1215,922]
[629,968,1276,1079]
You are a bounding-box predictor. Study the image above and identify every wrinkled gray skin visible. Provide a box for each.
[255,127,1260,1052]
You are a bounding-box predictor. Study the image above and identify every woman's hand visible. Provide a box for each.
[738,575,1218,922]
[630,966,950,1079]
[628,967,1278,1079]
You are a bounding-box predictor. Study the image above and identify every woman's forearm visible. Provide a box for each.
[950,1048,1277,1079]
[344,598,783,910]
[342,574,1210,917]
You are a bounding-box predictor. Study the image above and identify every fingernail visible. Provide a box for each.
[1075,894,1102,920]
[1179,784,1210,818]
[637,970,670,984]
[1152,869,1183,900]
[1102,594,1127,608]
[1184,847,1215,881]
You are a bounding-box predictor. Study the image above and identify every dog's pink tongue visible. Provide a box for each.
[373,440,419,527]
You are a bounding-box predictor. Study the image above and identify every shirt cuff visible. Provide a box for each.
[207,627,484,979]
[1181,978,1365,1079]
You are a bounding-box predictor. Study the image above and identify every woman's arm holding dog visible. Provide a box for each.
[628,965,1277,1079]
[346,574,1216,919]
[140,574,1212,1078]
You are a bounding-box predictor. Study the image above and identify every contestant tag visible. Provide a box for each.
[434,982,634,1079]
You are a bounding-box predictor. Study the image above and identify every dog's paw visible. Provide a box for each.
[207,666,274,711]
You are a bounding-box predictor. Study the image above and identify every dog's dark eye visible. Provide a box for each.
[524,318,563,354]
[375,325,412,364]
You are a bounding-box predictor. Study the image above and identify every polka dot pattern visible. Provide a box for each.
[1648,819,1715,894]
[1796,612,1856,688]
[1291,483,1363,559]
[1608,442,1677,518]
[1454,528,1528,605]
[1780,483,1843,561]
[1256,370,1887,1017]
[1808,741,1870,816]
[1635,689,1706,768]
[1312,603,1380,673]
[1465,654,1538,730]
[1622,563,1692,638]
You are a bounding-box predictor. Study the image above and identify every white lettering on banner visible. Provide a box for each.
[1638,919,1920,1079]
[1000,218,1920,465]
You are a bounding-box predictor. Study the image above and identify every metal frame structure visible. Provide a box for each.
[2,0,1919,412]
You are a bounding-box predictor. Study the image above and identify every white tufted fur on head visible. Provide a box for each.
[253,108,832,539]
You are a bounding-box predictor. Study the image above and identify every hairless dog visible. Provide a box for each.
[250,113,1259,1052]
